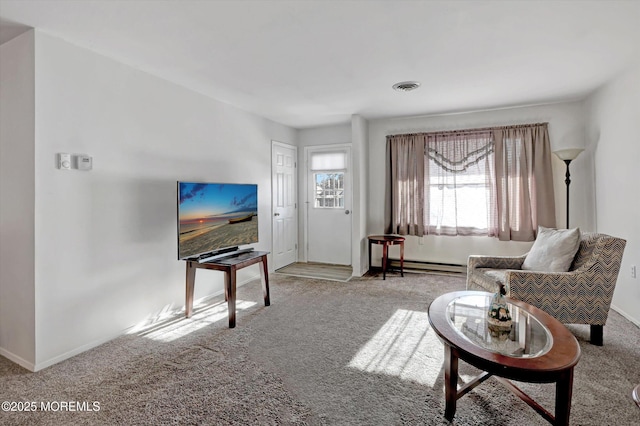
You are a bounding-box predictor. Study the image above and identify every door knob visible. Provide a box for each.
[345,210,350,215]
[274,213,280,216]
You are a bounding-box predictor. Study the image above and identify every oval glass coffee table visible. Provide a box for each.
[428,291,581,425]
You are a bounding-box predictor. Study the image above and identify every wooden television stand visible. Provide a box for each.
[184,250,270,328]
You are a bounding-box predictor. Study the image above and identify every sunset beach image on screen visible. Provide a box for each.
[177,182,258,259]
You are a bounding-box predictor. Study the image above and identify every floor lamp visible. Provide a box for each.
[553,148,584,228]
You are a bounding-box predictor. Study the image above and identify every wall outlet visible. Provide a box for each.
[631,265,637,279]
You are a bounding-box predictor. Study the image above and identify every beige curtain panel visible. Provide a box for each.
[493,124,556,241]
[385,134,426,236]
[385,123,556,241]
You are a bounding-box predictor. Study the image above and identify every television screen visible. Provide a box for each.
[177,182,258,260]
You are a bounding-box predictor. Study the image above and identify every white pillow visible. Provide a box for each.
[521,226,581,272]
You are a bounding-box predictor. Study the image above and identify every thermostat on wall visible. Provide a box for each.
[58,153,72,170]
[76,154,93,171]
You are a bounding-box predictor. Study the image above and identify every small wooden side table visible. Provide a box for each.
[368,235,405,280]
[185,251,270,328]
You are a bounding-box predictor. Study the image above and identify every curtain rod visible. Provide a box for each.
[387,122,548,138]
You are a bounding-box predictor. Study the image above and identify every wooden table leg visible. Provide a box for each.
[368,240,372,275]
[382,243,389,280]
[400,240,404,277]
[227,267,237,328]
[223,270,229,302]
[444,344,459,421]
[554,368,574,426]
[185,261,196,318]
[260,255,270,306]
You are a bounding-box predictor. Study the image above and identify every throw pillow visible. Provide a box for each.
[521,226,581,272]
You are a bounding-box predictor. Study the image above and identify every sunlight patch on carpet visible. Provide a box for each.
[348,309,444,386]
[130,300,257,342]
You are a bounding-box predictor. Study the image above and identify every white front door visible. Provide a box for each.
[306,146,352,265]
[272,141,297,269]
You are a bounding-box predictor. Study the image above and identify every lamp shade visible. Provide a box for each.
[554,148,584,161]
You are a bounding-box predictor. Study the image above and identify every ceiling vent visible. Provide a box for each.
[392,81,421,92]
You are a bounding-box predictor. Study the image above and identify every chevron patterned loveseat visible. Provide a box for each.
[466,232,626,345]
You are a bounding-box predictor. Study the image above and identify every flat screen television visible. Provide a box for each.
[177,182,258,260]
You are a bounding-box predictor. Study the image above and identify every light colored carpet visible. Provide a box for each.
[1,272,639,425]
[276,262,353,282]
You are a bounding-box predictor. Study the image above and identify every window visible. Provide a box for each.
[310,150,347,209]
[385,123,555,241]
[424,132,495,236]
[426,146,494,234]
[314,173,344,208]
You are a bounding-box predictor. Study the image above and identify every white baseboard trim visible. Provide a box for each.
[21,274,259,372]
[0,347,36,372]
[33,329,128,372]
[611,304,640,328]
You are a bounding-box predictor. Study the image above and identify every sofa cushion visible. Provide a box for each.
[522,226,581,272]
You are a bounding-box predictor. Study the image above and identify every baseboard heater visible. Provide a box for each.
[387,258,466,274]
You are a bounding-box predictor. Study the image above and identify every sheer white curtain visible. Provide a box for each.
[424,130,497,236]
[385,123,556,241]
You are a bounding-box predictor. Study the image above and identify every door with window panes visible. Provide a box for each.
[306,147,351,265]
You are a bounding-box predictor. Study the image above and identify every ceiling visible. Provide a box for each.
[1,0,639,129]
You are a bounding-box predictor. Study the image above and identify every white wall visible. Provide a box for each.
[0,31,36,369]
[1,31,297,370]
[367,101,592,267]
[297,124,352,150]
[351,115,369,276]
[585,60,640,326]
